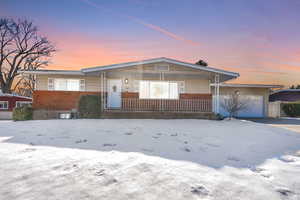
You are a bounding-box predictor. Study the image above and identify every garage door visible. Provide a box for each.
[218,95,264,118]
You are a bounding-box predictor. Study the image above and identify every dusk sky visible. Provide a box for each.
[2,0,300,86]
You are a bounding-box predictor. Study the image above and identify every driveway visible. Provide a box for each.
[248,118,300,133]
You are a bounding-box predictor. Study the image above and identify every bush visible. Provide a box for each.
[216,113,225,120]
[78,95,102,118]
[282,103,300,117]
[12,105,33,121]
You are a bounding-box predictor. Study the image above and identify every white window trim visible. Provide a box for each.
[0,101,9,110]
[15,101,31,108]
[139,80,179,100]
[48,78,85,91]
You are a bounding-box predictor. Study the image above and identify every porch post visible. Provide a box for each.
[103,72,107,110]
[214,74,220,114]
[100,72,104,111]
[213,74,220,114]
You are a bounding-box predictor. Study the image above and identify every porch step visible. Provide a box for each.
[101,111,218,119]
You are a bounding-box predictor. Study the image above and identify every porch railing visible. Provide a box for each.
[121,98,212,112]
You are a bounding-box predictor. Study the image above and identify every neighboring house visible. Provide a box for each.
[269,89,300,102]
[22,57,281,119]
[0,93,32,119]
[268,89,300,118]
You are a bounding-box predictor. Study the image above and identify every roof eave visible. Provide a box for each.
[19,70,84,75]
[210,83,283,88]
[82,57,239,78]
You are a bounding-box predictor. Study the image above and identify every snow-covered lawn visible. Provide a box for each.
[0,119,300,200]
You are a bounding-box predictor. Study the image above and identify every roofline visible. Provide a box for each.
[0,93,32,99]
[210,83,284,88]
[19,70,84,75]
[82,57,240,77]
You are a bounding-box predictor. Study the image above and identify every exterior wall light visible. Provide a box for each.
[125,78,129,84]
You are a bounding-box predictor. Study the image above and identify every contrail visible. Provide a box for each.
[80,0,200,46]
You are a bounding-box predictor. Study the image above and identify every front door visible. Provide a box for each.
[107,79,122,109]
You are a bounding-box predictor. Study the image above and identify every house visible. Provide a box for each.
[268,89,300,118]
[269,89,300,102]
[0,93,32,119]
[22,57,281,119]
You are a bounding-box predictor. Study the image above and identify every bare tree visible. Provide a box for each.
[0,18,55,94]
[14,56,48,96]
[220,92,248,118]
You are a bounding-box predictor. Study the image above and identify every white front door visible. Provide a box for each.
[107,79,122,109]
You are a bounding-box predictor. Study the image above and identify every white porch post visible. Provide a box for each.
[103,72,107,110]
[214,74,220,114]
[100,72,104,111]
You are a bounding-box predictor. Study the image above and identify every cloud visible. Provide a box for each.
[79,0,200,46]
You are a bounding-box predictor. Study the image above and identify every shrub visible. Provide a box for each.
[216,113,225,120]
[282,103,300,117]
[12,105,33,121]
[78,95,102,118]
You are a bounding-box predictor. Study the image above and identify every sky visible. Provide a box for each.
[1,0,300,86]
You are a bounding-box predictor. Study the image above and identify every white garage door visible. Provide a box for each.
[218,95,264,118]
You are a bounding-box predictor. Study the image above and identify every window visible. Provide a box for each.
[15,101,31,108]
[0,101,8,110]
[48,78,85,91]
[139,81,179,99]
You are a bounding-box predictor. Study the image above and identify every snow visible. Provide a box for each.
[0,119,300,199]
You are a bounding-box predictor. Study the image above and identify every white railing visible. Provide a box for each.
[121,98,212,112]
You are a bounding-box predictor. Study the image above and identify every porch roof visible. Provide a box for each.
[82,57,239,77]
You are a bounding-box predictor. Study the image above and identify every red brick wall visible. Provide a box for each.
[179,93,212,99]
[33,91,212,111]
[0,96,32,111]
[33,90,100,110]
[122,92,139,98]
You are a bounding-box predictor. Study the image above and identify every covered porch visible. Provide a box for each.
[82,59,236,114]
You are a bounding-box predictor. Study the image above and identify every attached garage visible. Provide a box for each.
[212,84,282,118]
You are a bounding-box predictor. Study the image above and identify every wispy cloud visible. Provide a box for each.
[80,0,200,46]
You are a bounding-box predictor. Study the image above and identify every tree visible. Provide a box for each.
[14,56,48,97]
[290,85,300,89]
[220,91,248,118]
[0,18,55,94]
[195,59,208,67]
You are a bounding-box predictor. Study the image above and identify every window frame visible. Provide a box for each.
[48,78,85,91]
[139,80,179,100]
[0,101,9,110]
